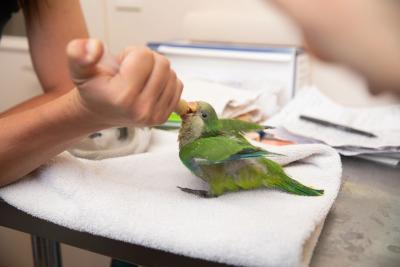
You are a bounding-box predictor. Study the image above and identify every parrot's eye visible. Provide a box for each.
[201,112,208,119]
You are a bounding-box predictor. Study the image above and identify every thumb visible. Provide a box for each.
[66,38,104,85]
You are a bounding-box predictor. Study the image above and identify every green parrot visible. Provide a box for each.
[177,101,324,198]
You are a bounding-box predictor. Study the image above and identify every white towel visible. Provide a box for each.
[0,130,342,267]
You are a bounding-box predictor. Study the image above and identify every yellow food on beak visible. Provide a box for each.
[175,99,189,116]
[187,102,198,114]
[175,100,197,117]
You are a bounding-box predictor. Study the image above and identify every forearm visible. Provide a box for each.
[0,89,71,118]
[0,89,105,186]
[25,0,88,93]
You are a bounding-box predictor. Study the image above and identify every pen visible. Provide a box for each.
[299,115,377,138]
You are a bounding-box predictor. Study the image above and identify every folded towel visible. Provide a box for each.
[68,127,152,160]
[182,79,281,122]
[0,130,342,267]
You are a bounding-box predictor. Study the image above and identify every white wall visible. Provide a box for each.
[104,0,300,51]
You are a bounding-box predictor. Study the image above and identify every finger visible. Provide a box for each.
[162,78,183,124]
[167,79,184,116]
[67,39,104,85]
[118,47,155,90]
[139,53,171,106]
[152,71,178,123]
[118,45,150,61]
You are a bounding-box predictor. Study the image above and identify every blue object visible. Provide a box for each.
[148,41,302,55]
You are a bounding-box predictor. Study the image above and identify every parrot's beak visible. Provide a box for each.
[175,99,197,118]
[187,102,198,114]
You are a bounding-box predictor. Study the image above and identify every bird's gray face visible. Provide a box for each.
[178,101,219,148]
[179,102,204,146]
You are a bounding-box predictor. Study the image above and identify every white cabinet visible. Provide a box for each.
[103,0,300,52]
[0,1,108,111]
[80,0,108,43]
[105,0,194,52]
[0,37,41,111]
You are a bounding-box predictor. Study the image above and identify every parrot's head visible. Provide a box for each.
[178,101,220,148]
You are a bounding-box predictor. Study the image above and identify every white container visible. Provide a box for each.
[148,41,310,106]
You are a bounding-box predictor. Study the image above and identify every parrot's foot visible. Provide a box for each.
[177,186,215,198]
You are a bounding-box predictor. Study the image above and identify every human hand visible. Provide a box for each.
[66,39,183,127]
[270,0,400,94]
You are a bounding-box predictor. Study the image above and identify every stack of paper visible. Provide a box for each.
[267,88,400,166]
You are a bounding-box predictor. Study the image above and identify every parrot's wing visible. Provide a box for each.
[179,135,276,165]
[219,119,264,133]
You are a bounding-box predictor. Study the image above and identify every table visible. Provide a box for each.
[1,157,399,267]
[311,157,400,267]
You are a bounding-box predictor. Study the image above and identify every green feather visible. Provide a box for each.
[199,158,323,197]
[219,119,264,133]
[258,158,324,196]
[179,135,259,165]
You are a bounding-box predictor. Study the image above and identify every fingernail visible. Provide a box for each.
[66,40,80,58]
[85,39,98,62]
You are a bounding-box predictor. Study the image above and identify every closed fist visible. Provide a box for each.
[67,39,183,127]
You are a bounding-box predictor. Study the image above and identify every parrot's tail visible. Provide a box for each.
[267,174,324,196]
[260,158,324,196]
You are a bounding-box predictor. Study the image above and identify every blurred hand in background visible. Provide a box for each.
[271,0,400,95]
